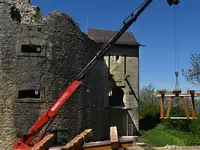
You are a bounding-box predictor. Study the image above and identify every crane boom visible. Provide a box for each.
[13,0,179,149]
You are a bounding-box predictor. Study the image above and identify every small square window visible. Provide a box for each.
[18,90,40,99]
[21,45,42,53]
[16,39,47,57]
[15,89,45,103]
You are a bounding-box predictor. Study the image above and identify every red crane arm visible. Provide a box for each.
[14,80,82,150]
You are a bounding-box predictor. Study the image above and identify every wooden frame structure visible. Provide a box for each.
[155,90,200,119]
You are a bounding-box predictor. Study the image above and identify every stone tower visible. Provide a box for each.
[0,0,109,149]
[88,29,140,136]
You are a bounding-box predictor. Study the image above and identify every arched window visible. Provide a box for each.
[109,87,124,106]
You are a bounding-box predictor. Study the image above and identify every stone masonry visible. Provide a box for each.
[0,1,109,149]
[88,29,140,136]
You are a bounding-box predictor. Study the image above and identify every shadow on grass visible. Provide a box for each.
[140,113,161,131]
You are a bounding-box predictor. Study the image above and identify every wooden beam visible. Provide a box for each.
[187,90,195,94]
[32,134,55,150]
[79,129,92,141]
[163,117,197,119]
[180,97,190,120]
[166,97,173,119]
[60,142,74,150]
[155,93,200,97]
[83,140,111,150]
[158,90,166,95]
[83,136,135,150]
[173,90,182,97]
[110,126,119,149]
[61,129,92,150]
[83,142,133,150]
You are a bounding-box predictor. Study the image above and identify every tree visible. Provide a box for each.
[139,83,160,118]
[182,53,200,85]
[139,83,161,130]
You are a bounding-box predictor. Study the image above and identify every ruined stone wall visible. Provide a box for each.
[4,0,40,24]
[0,1,109,149]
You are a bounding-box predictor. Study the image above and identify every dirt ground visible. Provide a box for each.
[126,145,200,150]
[153,146,200,150]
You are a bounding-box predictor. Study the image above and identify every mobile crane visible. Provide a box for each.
[14,0,180,149]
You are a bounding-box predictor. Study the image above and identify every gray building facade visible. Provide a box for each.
[88,29,140,136]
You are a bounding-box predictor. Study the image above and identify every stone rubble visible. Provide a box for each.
[1,0,40,24]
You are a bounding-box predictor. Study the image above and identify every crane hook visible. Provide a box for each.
[175,71,179,77]
[175,71,180,91]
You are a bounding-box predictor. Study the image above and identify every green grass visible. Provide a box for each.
[138,125,200,147]
[144,147,155,150]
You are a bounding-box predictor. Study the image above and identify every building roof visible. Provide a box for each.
[88,28,141,46]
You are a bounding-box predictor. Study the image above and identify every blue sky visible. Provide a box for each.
[31,0,200,92]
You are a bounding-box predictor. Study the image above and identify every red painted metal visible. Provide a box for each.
[14,80,81,150]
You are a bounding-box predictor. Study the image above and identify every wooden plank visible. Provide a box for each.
[166,97,173,119]
[61,129,92,150]
[155,93,200,97]
[32,134,55,150]
[79,129,92,142]
[83,136,135,150]
[60,142,74,150]
[83,139,134,150]
[61,136,83,150]
[84,145,110,150]
[180,97,190,120]
[119,136,136,143]
[163,117,197,119]
[110,126,119,149]
[83,140,110,148]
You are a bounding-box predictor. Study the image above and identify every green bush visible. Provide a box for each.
[188,113,200,134]
[161,107,200,134]
[140,103,160,118]
[161,119,191,132]
[186,135,200,146]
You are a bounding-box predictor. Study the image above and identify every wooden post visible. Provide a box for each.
[191,93,196,119]
[166,97,174,119]
[160,95,164,119]
[159,90,166,119]
[180,97,190,120]
[110,126,119,149]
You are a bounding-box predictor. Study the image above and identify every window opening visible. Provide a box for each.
[18,90,40,99]
[21,44,42,53]
[115,55,120,62]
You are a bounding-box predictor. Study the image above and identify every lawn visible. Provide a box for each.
[137,125,200,147]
